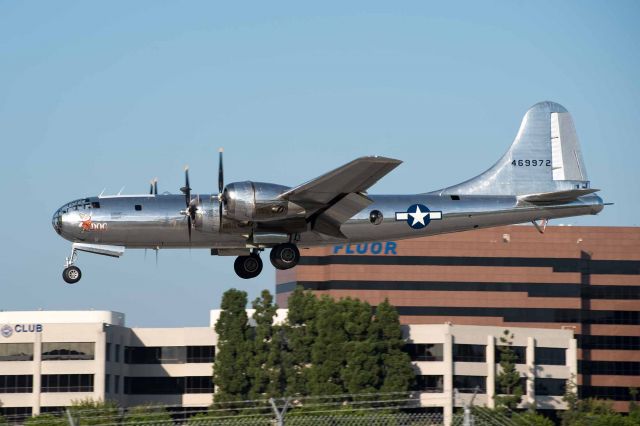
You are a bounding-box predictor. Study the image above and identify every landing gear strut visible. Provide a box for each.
[234,253,263,279]
[270,243,300,270]
[62,247,82,284]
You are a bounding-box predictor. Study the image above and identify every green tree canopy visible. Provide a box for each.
[213,288,252,405]
[122,405,173,425]
[494,330,523,413]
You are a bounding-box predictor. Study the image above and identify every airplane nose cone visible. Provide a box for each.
[52,207,85,241]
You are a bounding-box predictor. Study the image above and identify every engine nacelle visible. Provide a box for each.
[223,181,305,222]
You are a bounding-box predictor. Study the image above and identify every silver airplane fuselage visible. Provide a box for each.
[52,192,603,248]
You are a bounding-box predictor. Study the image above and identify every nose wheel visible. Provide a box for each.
[63,266,82,284]
[270,243,300,270]
[234,253,263,279]
[62,246,82,284]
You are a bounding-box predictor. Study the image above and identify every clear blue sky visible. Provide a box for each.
[1,1,638,326]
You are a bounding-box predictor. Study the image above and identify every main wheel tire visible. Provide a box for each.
[269,243,300,270]
[62,266,82,284]
[234,254,263,279]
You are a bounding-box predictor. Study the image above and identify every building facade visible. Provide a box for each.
[0,311,216,421]
[276,225,640,412]
[0,310,577,425]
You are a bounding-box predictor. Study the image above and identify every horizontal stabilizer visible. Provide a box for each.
[518,188,599,203]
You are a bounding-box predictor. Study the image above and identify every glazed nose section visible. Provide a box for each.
[52,207,83,240]
[52,207,64,235]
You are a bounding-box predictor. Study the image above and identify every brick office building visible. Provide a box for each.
[276,226,640,412]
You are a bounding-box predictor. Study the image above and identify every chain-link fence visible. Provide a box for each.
[2,392,541,426]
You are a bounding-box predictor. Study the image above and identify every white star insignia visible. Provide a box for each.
[409,205,429,226]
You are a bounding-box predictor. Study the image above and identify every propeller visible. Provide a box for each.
[217,148,224,230]
[180,166,198,241]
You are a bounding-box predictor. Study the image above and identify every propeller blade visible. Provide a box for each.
[218,148,224,231]
[187,216,192,242]
[149,180,154,195]
[153,178,158,195]
[218,148,224,194]
[180,166,191,207]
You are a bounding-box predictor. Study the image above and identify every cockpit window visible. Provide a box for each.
[58,198,92,213]
[91,202,100,209]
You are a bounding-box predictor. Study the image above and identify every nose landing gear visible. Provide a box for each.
[62,247,82,284]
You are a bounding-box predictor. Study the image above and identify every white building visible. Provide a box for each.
[0,311,576,425]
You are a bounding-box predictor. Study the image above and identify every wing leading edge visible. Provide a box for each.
[279,156,402,237]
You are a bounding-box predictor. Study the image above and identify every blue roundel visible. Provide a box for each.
[406,204,431,229]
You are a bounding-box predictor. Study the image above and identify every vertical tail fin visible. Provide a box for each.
[437,101,590,196]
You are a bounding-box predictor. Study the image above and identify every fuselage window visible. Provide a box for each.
[134,205,142,211]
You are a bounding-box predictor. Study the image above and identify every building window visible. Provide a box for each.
[495,346,526,364]
[405,343,443,361]
[40,407,65,415]
[579,360,640,376]
[0,375,33,393]
[535,378,566,396]
[495,377,527,395]
[105,374,110,394]
[0,407,32,422]
[115,344,120,362]
[187,346,215,363]
[114,375,119,394]
[42,342,95,361]
[578,335,640,350]
[106,343,111,362]
[453,344,486,362]
[0,343,34,361]
[185,376,214,394]
[414,375,444,392]
[454,375,486,393]
[41,374,94,392]
[125,346,185,364]
[579,385,635,401]
[535,347,565,365]
[124,376,214,395]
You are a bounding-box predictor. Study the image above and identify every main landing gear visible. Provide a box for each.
[232,243,300,279]
[62,246,82,284]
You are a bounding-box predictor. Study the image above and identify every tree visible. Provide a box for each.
[307,295,348,395]
[340,298,379,395]
[284,286,319,395]
[512,411,554,426]
[372,299,415,395]
[23,413,66,426]
[494,330,523,413]
[248,289,281,399]
[67,399,120,425]
[213,288,252,405]
[122,405,173,425]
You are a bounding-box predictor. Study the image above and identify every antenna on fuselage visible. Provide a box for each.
[149,178,158,195]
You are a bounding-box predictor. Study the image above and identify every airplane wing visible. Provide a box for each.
[280,156,402,206]
[279,156,402,237]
